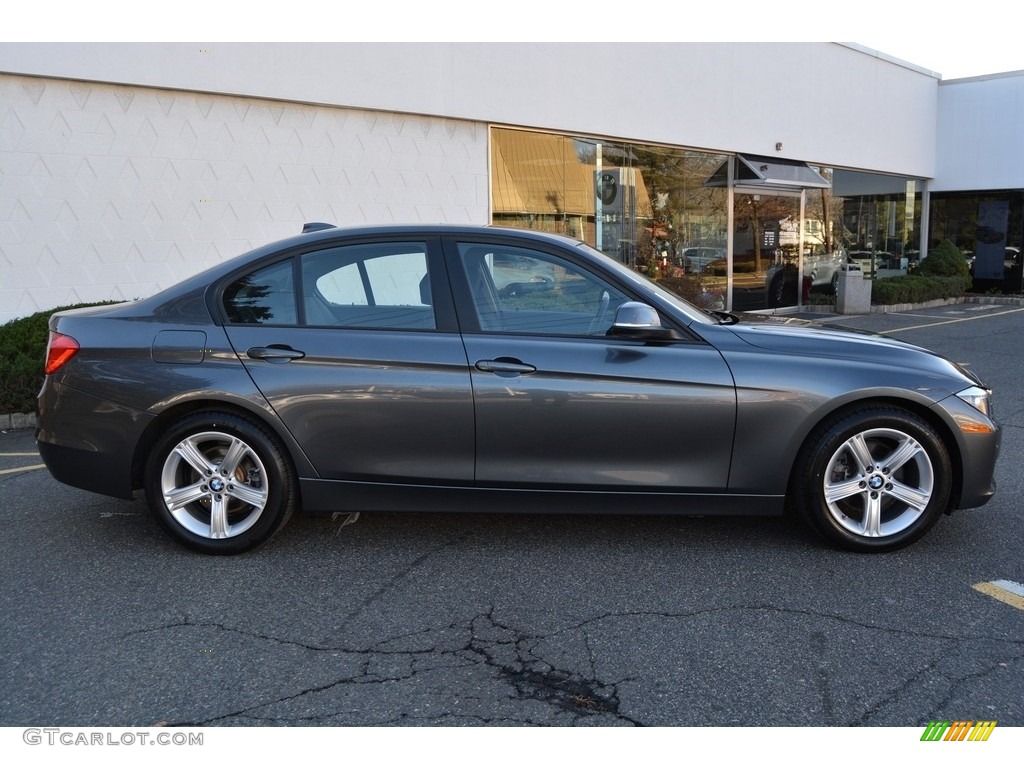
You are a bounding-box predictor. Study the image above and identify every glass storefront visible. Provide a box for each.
[490,127,926,310]
[832,170,923,280]
[929,191,1024,294]
[491,128,729,310]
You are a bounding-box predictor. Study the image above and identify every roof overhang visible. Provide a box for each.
[706,155,831,192]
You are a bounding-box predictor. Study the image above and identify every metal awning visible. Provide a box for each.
[705,154,831,191]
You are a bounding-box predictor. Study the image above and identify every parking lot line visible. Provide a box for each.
[897,312,967,319]
[881,307,1024,335]
[0,463,46,475]
[973,580,1024,612]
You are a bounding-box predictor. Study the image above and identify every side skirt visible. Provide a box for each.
[298,478,784,517]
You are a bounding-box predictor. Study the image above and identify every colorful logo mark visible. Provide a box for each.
[920,721,997,742]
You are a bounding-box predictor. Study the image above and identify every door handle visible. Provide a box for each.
[247,345,305,362]
[475,358,537,375]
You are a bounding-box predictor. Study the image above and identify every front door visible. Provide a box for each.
[447,237,737,491]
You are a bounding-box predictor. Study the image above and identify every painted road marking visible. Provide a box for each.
[0,463,46,476]
[881,306,1024,335]
[0,452,44,476]
[973,580,1024,612]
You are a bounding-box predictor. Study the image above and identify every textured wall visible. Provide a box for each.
[0,74,489,322]
[0,43,941,178]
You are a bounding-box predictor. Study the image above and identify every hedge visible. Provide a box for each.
[657,274,725,310]
[0,303,119,414]
[871,240,972,305]
[871,274,970,305]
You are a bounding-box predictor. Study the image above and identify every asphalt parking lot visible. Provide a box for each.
[1,303,1022,728]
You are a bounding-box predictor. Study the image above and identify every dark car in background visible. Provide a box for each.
[37,225,999,554]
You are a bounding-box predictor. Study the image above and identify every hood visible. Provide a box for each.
[724,319,984,386]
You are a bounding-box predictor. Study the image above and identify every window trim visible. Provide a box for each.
[441,234,702,343]
[214,235,459,332]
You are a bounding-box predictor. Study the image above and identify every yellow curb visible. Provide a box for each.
[973,580,1024,612]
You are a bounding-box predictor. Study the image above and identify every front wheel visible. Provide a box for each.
[144,412,297,554]
[794,407,953,552]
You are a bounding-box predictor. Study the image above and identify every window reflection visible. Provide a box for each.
[832,171,922,280]
[224,260,296,325]
[930,191,1023,294]
[492,128,729,310]
[490,128,925,310]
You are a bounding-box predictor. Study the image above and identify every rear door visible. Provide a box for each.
[220,236,474,484]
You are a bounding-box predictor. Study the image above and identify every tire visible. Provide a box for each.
[768,271,797,307]
[768,273,786,307]
[793,406,953,552]
[144,412,298,554]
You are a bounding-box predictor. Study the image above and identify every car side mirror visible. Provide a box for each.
[609,302,681,340]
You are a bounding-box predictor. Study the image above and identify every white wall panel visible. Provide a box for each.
[0,42,939,177]
[0,74,488,322]
[934,71,1024,192]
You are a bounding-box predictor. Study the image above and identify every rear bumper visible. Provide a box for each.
[36,379,151,500]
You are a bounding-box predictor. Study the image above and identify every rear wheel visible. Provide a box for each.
[794,406,953,552]
[144,412,297,554]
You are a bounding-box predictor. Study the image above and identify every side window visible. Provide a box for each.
[301,242,436,329]
[223,260,297,325]
[458,243,629,335]
[315,262,366,306]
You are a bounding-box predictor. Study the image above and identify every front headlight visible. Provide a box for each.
[957,386,993,418]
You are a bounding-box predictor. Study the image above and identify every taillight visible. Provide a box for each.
[45,331,80,375]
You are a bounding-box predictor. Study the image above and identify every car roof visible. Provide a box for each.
[126,223,591,316]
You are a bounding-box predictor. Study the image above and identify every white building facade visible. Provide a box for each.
[0,42,1020,322]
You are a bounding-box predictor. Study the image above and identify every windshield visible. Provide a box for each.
[574,241,718,325]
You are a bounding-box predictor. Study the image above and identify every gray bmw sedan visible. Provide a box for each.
[37,224,1000,554]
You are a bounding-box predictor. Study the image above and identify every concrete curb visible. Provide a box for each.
[962,294,1024,306]
[871,294,1024,313]
[1,412,37,430]
[869,297,965,313]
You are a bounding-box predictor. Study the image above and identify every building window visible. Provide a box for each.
[930,191,1023,293]
[489,128,926,309]
[490,127,728,309]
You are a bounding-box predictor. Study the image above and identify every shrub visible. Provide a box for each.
[658,275,725,310]
[0,302,119,414]
[870,242,973,305]
[871,274,969,305]
[916,239,972,289]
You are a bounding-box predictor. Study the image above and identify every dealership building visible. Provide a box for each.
[1,42,1022,322]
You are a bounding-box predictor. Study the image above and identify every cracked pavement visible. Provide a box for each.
[1,305,1022,727]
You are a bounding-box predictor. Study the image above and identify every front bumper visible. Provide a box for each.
[933,393,1001,510]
